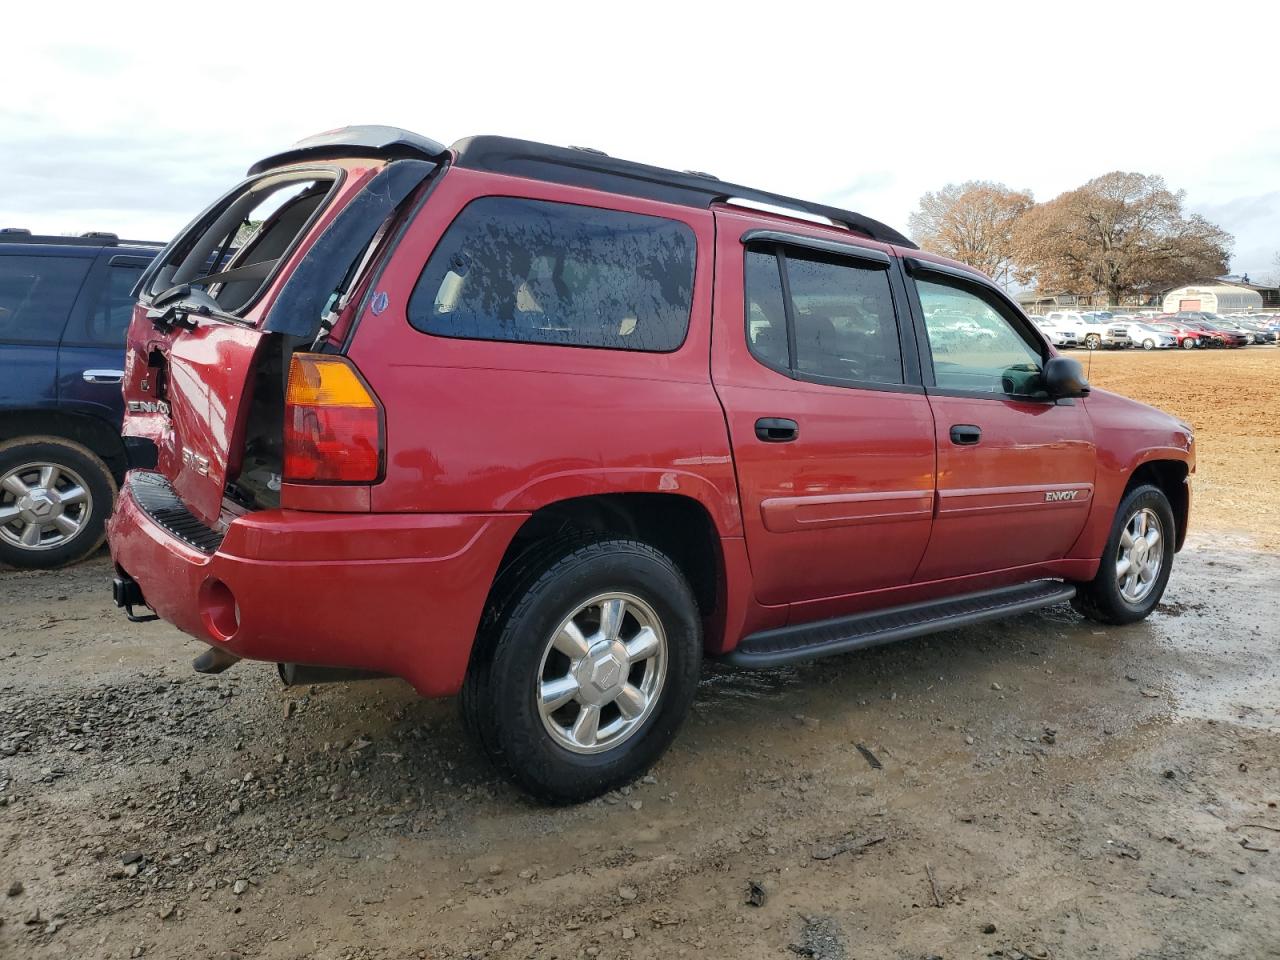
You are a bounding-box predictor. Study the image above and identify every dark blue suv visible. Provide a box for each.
[0,230,161,568]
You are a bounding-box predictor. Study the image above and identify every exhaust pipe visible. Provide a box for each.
[276,663,389,686]
[193,645,241,674]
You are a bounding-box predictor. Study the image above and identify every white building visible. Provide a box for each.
[1161,278,1272,314]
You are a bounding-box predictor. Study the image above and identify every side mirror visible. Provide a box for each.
[1043,355,1090,399]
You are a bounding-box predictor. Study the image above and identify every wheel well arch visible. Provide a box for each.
[495,493,726,637]
[0,411,125,480]
[1125,459,1189,551]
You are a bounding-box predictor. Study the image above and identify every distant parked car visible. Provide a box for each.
[1044,311,1132,349]
[1147,320,1201,349]
[0,230,161,567]
[1235,320,1277,344]
[1123,322,1177,350]
[1179,318,1246,348]
[1032,316,1080,348]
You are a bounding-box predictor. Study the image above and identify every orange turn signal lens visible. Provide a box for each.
[286,353,378,408]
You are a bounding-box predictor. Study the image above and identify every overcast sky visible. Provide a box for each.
[4,1,1278,279]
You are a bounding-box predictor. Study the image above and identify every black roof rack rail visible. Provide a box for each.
[248,125,448,175]
[0,233,163,247]
[450,135,915,248]
[247,127,913,248]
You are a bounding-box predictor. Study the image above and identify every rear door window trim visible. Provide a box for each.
[742,239,921,394]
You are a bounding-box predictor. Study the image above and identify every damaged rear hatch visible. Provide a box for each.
[123,127,442,526]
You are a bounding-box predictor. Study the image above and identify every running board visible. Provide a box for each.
[720,580,1077,669]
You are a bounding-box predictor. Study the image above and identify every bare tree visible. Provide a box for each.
[1012,172,1231,305]
[907,181,1033,288]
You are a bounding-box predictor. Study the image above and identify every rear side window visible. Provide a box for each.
[0,255,91,344]
[409,197,696,352]
[744,245,904,387]
[75,260,147,345]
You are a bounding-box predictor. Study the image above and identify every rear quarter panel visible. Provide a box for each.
[344,168,742,536]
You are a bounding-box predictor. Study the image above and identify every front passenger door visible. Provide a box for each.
[908,262,1096,582]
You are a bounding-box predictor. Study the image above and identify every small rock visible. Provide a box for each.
[228,798,243,815]
[964,735,975,746]
[159,903,176,920]
[124,863,140,878]
[283,700,296,719]
[204,840,218,855]
[131,948,145,958]
[617,884,638,902]
[622,926,636,940]
[488,864,503,876]
[122,851,143,866]
[640,775,657,785]
[7,879,22,897]
[745,879,767,907]
[629,800,643,811]
[991,682,1003,691]
[232,879,248,896]
[983,923,998,934]
[1041,728,1057,745]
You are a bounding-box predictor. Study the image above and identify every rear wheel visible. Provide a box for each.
[0,437,116,569]
[1072,484,1175,625]
[1181,337,1195,350]
[461,538,701,803]
[1142,338,1156,350]
[1085,334,1101,350]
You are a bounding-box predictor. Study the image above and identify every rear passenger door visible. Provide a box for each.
[0,253,92,414]
[57,254,150,427]
[904,260,1096,581]
[711,210,937,608]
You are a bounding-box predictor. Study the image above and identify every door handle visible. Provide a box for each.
[82,369,125,384]
[949,424,981,446]
[755,417,799,443]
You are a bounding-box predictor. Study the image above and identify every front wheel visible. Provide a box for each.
[0,436,117,569]
[1181,338,1196,350]
[461,538,701,803]
[1143,338,1156,350]
[1085,334,1102,350]
[1072,485,1176,625]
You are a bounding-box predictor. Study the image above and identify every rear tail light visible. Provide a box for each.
[283,354,383,483]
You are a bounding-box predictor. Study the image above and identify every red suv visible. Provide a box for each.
[109,127,1195,802]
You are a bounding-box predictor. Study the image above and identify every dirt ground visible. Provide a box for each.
[2,348,1278,960]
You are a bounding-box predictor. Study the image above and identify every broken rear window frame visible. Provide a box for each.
[137,166,346,322]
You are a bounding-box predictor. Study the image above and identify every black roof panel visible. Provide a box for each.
[248,127,913,248]
[450,135,914,248]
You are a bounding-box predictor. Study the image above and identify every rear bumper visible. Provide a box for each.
[107,474,527,696]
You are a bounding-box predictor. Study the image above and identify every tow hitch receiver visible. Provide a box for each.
[112,572,160,623]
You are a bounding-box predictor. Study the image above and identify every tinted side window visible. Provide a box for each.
[744,249,788,369]
[80,261,146,346]
[0,256,91,344]
[409,197,695,352]
[744,246,903,387]
[917,278,1044,394]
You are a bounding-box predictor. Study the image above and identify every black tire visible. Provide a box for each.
[1181,338,1195,350]
[1085,334,1101,350]
[1142,338,1156,350]
[1072,484,1176,625]
[460,537,701,803]
[0,436,116,570]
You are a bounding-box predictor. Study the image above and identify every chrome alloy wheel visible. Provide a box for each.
[536,592,668,755]
[0,462,92,551]
[1116,507,1163,604]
